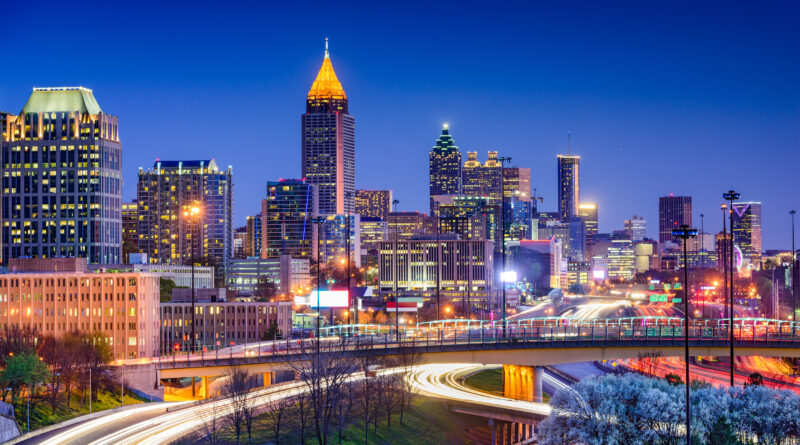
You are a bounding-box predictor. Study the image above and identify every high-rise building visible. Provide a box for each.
[608,239,635,281]
[624,215,647,241]
[1,87,122,264]
[658,195,692,245]
[503,167,532,202]
[319,213,361,268]
[234,226,247,259]
[137,160,233,285]
[355,190,393,219]
[433,195,501,251]
[462,151,503,204]
[302,39,354,215]
[122,200,139,262]
[386,211,431,241]
[359,217,388,256]
[731,202,762,269]
[578,203,598,239]
[557,155,580,222]
[568,216,587,261]
[504,197,534,242]
[428,125,462,212]
[245,214,262,258]
[262,179,318,260]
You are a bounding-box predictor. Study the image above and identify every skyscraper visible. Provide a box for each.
[355,189,393,219]
[1,87,122,264]
[578,203,598,239]
[731,202,762,269]
[122,201,139,262]
[137,160,233,285]
[261,179,318,260]
[503,167,532,202]
[302,39,354,215]
[462,151,503,204]
[658,195,692,244]
[428,125,462,212]
[557,155,580,222]
[624,215,647,241]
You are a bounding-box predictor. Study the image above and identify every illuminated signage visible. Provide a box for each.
[295,290,350,308]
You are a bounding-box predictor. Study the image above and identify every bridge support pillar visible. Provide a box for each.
[263,371,273,387]
[503,364,540,402]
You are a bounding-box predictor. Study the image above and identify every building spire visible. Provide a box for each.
[325,37,329,59]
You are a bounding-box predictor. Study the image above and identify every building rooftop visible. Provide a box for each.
[21,87,102,114]
[151,159,219,172]
[307,39,347,101]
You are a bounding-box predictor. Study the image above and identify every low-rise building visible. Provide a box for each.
[88,261,214,289]
[160,301,292,352]
[226,256,311,297]
[0,258,160,359]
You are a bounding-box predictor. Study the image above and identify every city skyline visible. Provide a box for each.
[1,1,797,249]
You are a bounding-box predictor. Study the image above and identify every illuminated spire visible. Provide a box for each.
[307,38,347,102]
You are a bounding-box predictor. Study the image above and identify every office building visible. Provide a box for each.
[319,213,361,268]
[359,217,388,256]
[624,215,647,241]
[731,202,762,270]
[505,197,534,242]
[226,255,311,296]
[0,258,159,359]
[378,239,494,293]
[503,167,532,202]
[137,160,233,285]
[538,220,571,258]
[88,261,214,289]
[262,179,318,259]
[433,195,501,249]
[578,203,598,239]
[513,239,563,291]
[233,227,247,259]
[568,216,587,261]
[386,211,431,241]
[462,151,503,204]
[658,195,692,245]
[160,301,292,353]
[245,214,262,258]
[122,201,138,262]
[301,40,355,215]
[608,239,635,281]
[1,87,122,264]
[557,155,580,222]
[428,125,462,213]
[355,190,392,219]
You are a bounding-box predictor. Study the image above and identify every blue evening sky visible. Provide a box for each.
[1,1,797,249]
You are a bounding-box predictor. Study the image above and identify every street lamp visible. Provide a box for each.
[392,199,400,342]
[183,203,201,398]
[673,224,697,445]
[311,216,326,340]
[345,191,354,325]
[498,156,512,337]
[791,210,796,321]
[723,189,740,387]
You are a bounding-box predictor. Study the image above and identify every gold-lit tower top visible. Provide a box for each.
[307,38,347,102]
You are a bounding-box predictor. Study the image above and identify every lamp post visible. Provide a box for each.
[723,189,740,387]
[791,210,796,320]
[436,217,441,321]
[392,199,400,342]
[498,156,512,337]
[183,204,200,397]
[673,224,697,445]
[345,191,354,325]
[312,216,326,340]
[721,204,727,321]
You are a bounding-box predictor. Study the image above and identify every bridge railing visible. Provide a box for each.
[157,319,800,370]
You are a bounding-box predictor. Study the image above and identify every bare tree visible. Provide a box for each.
[221,365,259,444]
[395,346,422,425]
[199,399,226,442]
[294,392,313,445]
[263,392,293,445]
[637,351,663,376]
[290,338,359,445]
[355,355,378,444]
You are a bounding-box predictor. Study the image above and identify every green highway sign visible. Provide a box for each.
[672,298,682,303]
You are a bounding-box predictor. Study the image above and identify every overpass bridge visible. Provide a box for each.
[154,316,800,399]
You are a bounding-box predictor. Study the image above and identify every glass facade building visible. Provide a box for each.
[428,125,462,213]
[462,151,503,205]
[137,159,233,285]
[302,41,355,215]
[731,201,762,270]
[1,87,122,264]
[262,179,318,260]
[355,189,393,219]
[557,155,580,222]
[658,195,692,245]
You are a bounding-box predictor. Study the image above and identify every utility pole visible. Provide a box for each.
[673,224,697,445]
[312,217,326,340]
[393,199,400,342]
[183,204,200,397]
[498,156,512,337]
[721,204,728,322]
[791,210,796,321]
[723,190,740,387]
[345,191,353,325]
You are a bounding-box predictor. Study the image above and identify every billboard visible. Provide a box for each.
[295,290,350,308]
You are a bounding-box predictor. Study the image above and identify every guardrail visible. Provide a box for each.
[157,322,800,370]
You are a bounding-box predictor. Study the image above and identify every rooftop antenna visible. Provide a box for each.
[324,37,329,59]
[568,132,571,155]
